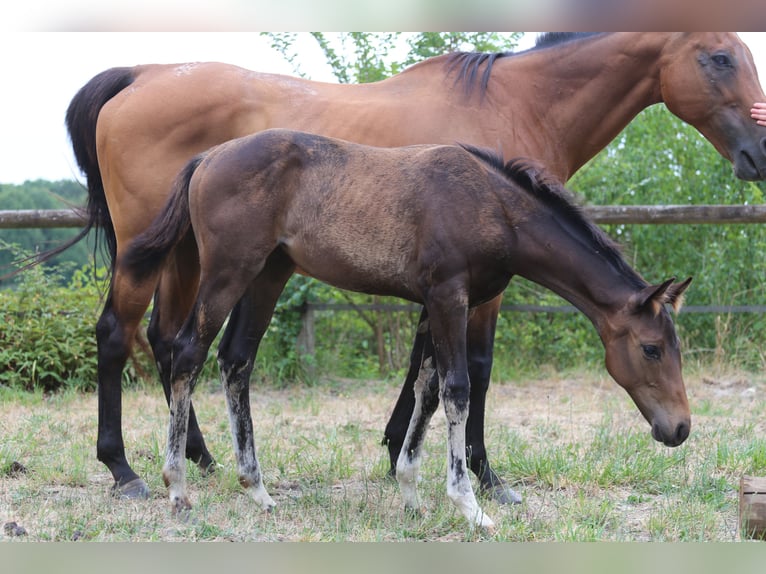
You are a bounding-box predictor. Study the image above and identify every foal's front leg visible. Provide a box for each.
[424,293,495,531]
[396,337,439,511]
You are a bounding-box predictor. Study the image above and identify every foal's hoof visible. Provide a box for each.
[197,457,218,477]
[171,496,193,521]
[482,483,522,505]
[112,478,150,500]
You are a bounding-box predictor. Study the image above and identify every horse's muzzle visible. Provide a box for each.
[734,138,766,181]
[652,419,690,447]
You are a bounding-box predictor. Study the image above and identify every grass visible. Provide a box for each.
[2,366,766,541]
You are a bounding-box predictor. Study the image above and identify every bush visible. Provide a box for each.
[0,257,104,392]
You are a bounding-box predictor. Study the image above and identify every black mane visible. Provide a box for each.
[460,144,646,289]
[445,33,605,98]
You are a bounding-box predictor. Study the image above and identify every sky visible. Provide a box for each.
[1,32,765,186]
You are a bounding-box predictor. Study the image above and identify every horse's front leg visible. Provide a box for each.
[425,290,494,532]
[466,297,522,504]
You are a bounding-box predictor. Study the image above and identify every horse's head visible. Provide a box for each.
[659,32,766,181]
[602,277,693,447]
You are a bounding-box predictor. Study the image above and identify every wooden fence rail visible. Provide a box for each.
[0,209,86,229]
[4,204,766,229]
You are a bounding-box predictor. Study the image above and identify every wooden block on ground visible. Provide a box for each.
[740,475,766,540]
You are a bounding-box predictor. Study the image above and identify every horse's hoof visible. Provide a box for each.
[483,483,522,505]
[112,478,150,500]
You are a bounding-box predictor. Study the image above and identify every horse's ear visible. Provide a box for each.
[664,276,693,312]
[629,278,676,314]
[630,277,692,314]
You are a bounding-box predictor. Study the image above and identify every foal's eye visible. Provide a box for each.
[711,53,733,68]
[642,344,662,361]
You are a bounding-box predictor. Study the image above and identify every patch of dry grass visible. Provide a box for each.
[1,367,766,541]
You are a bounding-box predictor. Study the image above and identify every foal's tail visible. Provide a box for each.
[123,155,204,283]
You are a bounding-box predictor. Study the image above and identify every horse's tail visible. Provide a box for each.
[123,155,203,283]
[65,67,137,274]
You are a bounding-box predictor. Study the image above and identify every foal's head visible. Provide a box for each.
[602,277,693,447]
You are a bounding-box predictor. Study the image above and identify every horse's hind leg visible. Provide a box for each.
[147,239,216,474]
[216,250,295,511]
[466,298,521,505]
[96,265,161,499]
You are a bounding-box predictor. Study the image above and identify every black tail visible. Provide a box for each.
[123,156,203,283]
[65,67,136,273]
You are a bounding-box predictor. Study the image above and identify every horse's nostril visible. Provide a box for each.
[675,421,690,444]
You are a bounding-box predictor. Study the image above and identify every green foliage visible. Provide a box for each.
[261,32,521,85]
[403,32,522,65]
[0,179,100,286]
[569,106,766,372]
[0,252,104,392]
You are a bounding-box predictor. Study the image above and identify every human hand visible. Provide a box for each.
[752,102,766,126]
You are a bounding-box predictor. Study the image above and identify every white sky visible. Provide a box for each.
[0,32,764,185]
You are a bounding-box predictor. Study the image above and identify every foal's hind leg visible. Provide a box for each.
[147,241,216,474]
[217,251,296,511]
[163,266,258,515]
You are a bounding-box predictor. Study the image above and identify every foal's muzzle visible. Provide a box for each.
[652,419,690,447]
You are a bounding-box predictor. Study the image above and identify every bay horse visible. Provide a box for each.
[123,129,692,531]
[65,33,766,502]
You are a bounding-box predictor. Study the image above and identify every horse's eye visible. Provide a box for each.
[711,53,733,68]
[642,344,662,361]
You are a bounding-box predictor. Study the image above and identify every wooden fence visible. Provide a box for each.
[4,204,766,228]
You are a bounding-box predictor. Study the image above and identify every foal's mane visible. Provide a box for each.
[445,32,606,97]
[460,144,646,289]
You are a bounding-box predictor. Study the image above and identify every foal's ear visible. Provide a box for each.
[664,276,693,312]
[630,276,693,314]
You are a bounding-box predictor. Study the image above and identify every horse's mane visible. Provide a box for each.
[460,144,646,289]
[446,33,606,97]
